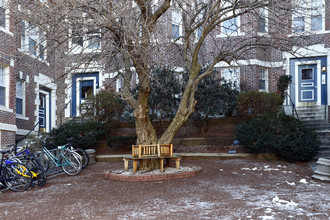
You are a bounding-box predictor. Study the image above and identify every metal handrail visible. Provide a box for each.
[285,92,299,120]
[16,120,41,144]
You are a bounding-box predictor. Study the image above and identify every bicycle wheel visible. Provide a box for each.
[61,151,82,176]
[4,163,32,192]
[75,148,89,169]
[35,152,50,172]
[30,166,47,187]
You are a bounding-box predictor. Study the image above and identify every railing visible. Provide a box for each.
[16,120,41,144]
[285,92,299,120]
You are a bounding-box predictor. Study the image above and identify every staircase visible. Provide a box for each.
[296,106,330,158]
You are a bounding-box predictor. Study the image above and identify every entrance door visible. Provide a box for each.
[298,64,318,102]
[39,93,46,132]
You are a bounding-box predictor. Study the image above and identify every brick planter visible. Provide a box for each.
[104,165,203,182]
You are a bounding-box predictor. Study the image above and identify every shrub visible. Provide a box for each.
[237,91,283,121]
[107,136,137,149]
[235,113,320,162]
[79,90,125,133]
[50,121,105,149]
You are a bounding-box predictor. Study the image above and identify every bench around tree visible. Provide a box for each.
[123,144,181,173]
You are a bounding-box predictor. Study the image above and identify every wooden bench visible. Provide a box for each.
[123,144,181,173]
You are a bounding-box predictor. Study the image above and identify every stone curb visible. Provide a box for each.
[104,166,203,182]
[96,153,258,162]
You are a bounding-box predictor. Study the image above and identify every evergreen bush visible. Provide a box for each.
[235,113,320,162]
[107,136,137,149]
[237,91,283,121]
[50,121,105,149]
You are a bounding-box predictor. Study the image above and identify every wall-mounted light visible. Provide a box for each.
[322,65,327,72]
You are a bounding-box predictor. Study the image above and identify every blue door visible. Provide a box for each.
[39,93,46,131]
[298,64,317,102]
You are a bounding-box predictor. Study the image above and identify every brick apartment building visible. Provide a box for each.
[0,0,329,148]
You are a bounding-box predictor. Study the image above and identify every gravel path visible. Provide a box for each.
[0,159,329,219]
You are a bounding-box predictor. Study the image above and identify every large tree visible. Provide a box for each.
[11,0,306,145]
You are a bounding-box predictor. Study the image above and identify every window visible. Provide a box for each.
[259,68,268,92]
[0,66,5,106]
[72,28,83,47]
[86,31,101,50]
[0,0,5,29]
[222,17,238,35]
[311,0,323,32]
[292,0,324,33]
[16,81,25,115]
[221,68,240,90]
[258,8,268,33]
[301,68,313,80]
[195,12,204,39]
[70,27,101,52]
[21,21,47,60]
[172,9,181,41]
[293,16,305,33]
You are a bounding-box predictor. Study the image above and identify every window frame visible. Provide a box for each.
[16,80,26,116]
[171,8,182,43]
[0,0,12,35]
[69,26,102,54]
[292,0,325,34]
[221,67,240,90]
[20,21,47,61]
[258,7,268,35]
[258,68,269,92]
[0,65,11,112]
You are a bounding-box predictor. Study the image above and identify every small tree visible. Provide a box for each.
[193,71,239,133]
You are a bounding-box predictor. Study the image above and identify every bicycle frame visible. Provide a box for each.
[42,146,72,167]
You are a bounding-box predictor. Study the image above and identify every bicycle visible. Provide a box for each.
[0,149,32,192]
[41,143,83,176]
[39,140,89,172]
[6,145,47,187]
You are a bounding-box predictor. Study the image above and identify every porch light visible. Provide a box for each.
[322,65,326,72]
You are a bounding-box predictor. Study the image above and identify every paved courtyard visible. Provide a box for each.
[0,159,329,219]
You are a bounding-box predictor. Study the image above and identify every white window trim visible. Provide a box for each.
[16,80,26,117]
[171,8,183,44]
[68,14,102,55]
[0,64,12,112]
[217,15,244,38]
[258,68,269,92]
[291,0,325,35]
[221,67,240,90]
[257,7,269,36]
[69,29,102,54]
[19,20,48,62]
[0,0,13,36]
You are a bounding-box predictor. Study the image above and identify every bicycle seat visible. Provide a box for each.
[0,149,10,154]
[58,145,66,150]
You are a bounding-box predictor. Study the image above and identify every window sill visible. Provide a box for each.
[171,39,183,44]
[0,105,13,113]
[68,46,102,55]
[216,32,245,38]
[18,48,49,65]
[289,30,330,37]
[0,27,14,37]
[16,114,29,120]
[257,33,270,37]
